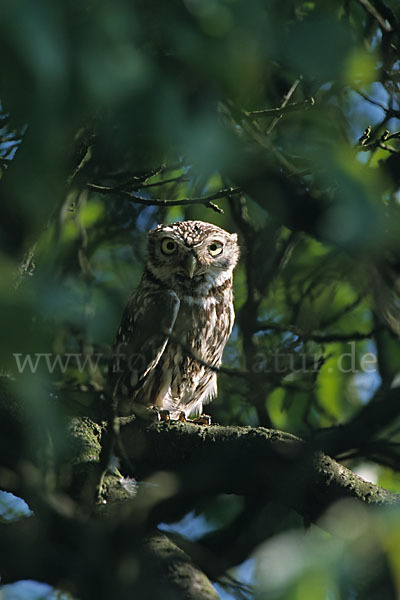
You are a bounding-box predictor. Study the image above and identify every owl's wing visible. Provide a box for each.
[110,288,180,396]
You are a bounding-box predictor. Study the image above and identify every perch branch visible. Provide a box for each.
[119,420,400,527]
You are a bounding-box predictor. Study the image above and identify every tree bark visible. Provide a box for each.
[119,419,400,526]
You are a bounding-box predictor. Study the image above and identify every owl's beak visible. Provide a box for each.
[184,254,197,279]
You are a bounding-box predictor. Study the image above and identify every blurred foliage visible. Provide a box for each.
[1,0,400,598]
[255,501,400,600]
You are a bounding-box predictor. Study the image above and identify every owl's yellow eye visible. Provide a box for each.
[208,241,223,256]
[161,238,177,255]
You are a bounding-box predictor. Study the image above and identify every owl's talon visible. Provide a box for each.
[147,406,170,422]
[189,414,212,426]
[177,411,187,422]
[158,409,170,422]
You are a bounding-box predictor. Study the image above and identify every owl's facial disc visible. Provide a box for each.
[147,221,239,295]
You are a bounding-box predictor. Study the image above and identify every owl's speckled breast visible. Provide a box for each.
[154,285,233,417]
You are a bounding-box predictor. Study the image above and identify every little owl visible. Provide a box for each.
[110,220,240,420]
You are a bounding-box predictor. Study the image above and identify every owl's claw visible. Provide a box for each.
[147,406,170,422]
[189,414,212,426]
[177,412,211,425]
[158,409,171,422]
[149,407,211,425]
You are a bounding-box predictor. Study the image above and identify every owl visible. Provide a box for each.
[109,220,240,420]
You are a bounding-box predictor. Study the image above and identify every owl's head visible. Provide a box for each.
[147,220,240,295]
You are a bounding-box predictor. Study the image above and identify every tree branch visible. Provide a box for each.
[0,517,219,600]
[87,183,242,214]
[256,320,376,342]
[310,386,400,457]
[119,420,400,527]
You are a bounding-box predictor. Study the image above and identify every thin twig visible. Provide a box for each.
[356,90,388,112]
[247,97,315,119]
[257,320,376,342]
[375,142,398,153]
[264,78,303,136]
[356,0,392,32]
[139,175,190,189]
[358,131,400,154]
[228,99,304,177]
[387,131,400,141]
[87,183,242,214]
[110,165,168,191]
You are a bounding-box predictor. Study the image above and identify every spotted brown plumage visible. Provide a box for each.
[109,220,240,418]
